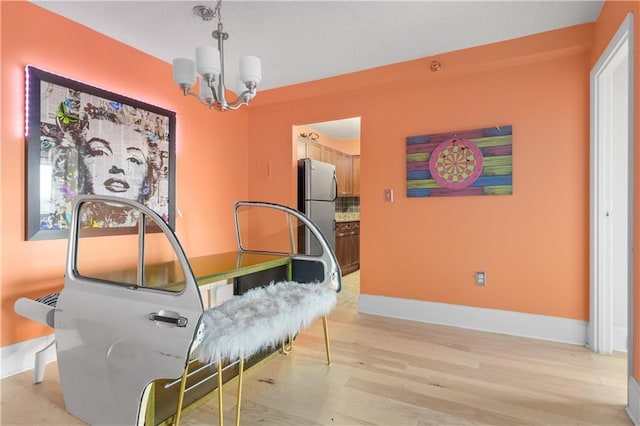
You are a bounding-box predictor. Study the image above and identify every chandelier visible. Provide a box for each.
[172,1,262,111]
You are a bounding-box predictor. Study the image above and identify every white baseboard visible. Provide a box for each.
[359,294,587,345]
[1,334,57,380]
[629,375,640,426]
[613,324,628,352]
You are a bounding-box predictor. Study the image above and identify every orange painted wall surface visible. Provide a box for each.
[1,2,248,347]
[592,0,640,384]
[249,24,594,321]
[338,138,361,156]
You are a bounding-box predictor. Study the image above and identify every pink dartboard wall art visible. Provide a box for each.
[406,125,513,197]
[429,136,483,190]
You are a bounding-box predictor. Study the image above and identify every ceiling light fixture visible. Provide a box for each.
[171,1,262,111]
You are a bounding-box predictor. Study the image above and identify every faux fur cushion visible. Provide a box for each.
[196,281,337,365]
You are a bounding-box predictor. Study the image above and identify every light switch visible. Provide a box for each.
[384,188,394,202]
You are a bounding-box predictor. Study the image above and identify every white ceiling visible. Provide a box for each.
[31,0,603,139]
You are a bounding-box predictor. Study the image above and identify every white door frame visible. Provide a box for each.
[590,12,634,355]
[589,12,635,420]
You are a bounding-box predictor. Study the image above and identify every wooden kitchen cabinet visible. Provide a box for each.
[322,146,337,169]
[351,155,360,195]
[297,139,323,161]
[336,152,353,195]
[308,140,323,161]
[335,221,360,275]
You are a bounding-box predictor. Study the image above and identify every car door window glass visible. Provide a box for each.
[75,200,185,292]
[235,205,326,255]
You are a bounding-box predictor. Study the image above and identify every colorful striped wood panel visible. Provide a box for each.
[406,125,513,197]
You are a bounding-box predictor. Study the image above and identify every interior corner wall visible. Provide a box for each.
[0,2,249,348]
[592,0,640,385]
[248,24,594,323]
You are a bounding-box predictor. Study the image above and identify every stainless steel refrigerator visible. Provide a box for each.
[298,158,337,255]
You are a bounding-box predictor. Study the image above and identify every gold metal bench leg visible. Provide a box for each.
[322,315,331,365]
[217,362,224,426]
[145,383,156,426]
[281,336,293,354]
[173,366,189,426]
[235,357,244,426]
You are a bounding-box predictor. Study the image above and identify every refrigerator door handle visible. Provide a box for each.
[332,172,338,201]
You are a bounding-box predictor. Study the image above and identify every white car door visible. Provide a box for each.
[54,195,203,426]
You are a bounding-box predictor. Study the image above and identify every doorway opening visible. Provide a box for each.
[294,117,361,309]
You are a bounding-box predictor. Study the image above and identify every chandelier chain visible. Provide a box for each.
[214,0,222,23]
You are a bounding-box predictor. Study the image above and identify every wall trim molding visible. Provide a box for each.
[359,294,587,345]
[1,334,56,380]
[629,375,640,426]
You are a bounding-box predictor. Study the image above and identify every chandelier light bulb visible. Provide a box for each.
[196,46,221,77]
[172,58,196,88]
[239,56,262,85]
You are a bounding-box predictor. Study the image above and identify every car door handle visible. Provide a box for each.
[149,312,188,327]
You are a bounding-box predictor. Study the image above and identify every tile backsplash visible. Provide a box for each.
[336,196,360,213]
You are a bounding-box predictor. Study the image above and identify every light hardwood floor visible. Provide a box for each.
[1,271,631,425]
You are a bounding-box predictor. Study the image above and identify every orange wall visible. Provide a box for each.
[249,24,594,321]
[0,2,248,347]
[338,138,361,156]
[592,0,640,383]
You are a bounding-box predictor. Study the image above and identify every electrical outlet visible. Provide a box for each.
[475,271,486,286]
[384,189,394,202]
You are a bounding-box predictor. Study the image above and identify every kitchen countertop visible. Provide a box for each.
[335,213,360,222]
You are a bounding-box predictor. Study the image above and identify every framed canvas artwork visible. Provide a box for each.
[406,125,513,197]
[25,66,176,240]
